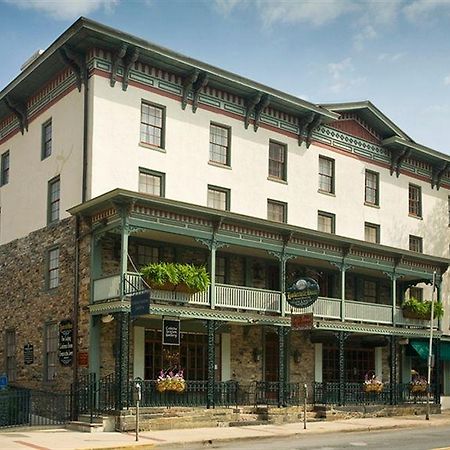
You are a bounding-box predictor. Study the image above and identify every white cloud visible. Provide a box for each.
[403,0,450,21]
[378,52,406,62]
[3,0,119,20]
[214,0,242,15]
[256,0,357,27]
[353,25,377,51]
[327,57,365,93]
[444,75,450,86]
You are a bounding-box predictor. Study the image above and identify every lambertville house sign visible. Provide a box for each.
[286,278,320,308]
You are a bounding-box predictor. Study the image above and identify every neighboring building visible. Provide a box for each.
[1,18,450,412]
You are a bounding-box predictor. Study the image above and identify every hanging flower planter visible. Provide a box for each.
[401,298,443,320]
[363,371,383,393]
[410,372,428,395]
[156,370,186,393]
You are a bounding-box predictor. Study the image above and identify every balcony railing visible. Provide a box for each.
[91,273,432,329]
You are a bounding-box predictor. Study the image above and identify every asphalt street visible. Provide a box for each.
[177,425,450,450]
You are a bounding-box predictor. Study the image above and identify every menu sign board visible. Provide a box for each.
[59,319,74,366]
[24,344,34,365]
[162,319,180,346]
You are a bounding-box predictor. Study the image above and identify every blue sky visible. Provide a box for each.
[1,0,450,153]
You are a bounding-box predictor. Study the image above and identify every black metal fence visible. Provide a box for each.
[0,388,71,429]
[313,382,438,406]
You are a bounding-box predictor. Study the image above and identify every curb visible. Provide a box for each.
[78,445,155,450]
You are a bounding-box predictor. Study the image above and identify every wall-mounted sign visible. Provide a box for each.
[286,277,320,308]
[78,352,89,367]
[24,343,34,365]
[59,319,74,366]
[0,374,7,390]
[131,291,150,319]
[291,313,314,330]
[162,319,180,346]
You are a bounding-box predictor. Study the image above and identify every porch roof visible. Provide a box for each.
[68,188,450,275]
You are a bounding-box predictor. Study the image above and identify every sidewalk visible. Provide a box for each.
[2,413,450,450]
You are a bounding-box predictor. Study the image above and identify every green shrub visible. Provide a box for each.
[402,297,444,320]
[141,262,210,293]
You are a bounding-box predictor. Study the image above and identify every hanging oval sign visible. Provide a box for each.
[286,277,320,308]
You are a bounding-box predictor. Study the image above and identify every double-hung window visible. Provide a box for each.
[364,222,380,244]
[318,156,334,193]
[140,102,165,148]
[1,151,9,186]
[44,323,58,381]
[47,247,60,289]
[5,329,16,383]
[139,168,165,197]
[42,119,52,159]
[207,185,230,211]
[365,170,379,205]
[209,124,230,165]
[268,141,287,181]
[318,211,335,233]
[48,176,60,224]
[409,184,422,217]
[409,235,423,253]
[267,200,287,223]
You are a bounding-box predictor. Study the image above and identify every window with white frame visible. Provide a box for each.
[42,119,52,159]
[409,235,423,253]
[1,151,9,186]
[408,184,422,217]
[137,245,159,267]
[318,156,334,193]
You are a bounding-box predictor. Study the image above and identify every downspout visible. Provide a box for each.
[72,58,90,391]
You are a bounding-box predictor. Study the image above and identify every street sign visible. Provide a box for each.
[162,319,180,346]
[286,277,320,308]
[131,291,150,319]
[0,374,7,390]
[291,313,314,330]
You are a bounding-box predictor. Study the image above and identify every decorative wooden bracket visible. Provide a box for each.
[297,112,314,146]
[110,43,128,87]
[181,69,199,110]
[4,96,28,134]
[122,47,139,91]
[390,146,410,177]
[244,92,262,129]
[59,46,87,92]
[431,162,449,190]
[306,114,322,148]
[253,94,270,131]
[192,72,209,113]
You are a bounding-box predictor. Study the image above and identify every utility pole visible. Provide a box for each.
[426,271,436,420]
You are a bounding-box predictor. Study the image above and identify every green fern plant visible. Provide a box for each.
[402,297,444,320]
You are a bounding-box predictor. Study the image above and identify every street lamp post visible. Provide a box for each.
[426,271,437,421]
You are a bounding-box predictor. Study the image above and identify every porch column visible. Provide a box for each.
[269,244,294,317]
[115,311,130,410]
[196,235,228,310]
[336,331,349,406]
[207,320,216,409]
[278,326,289,407]
[116,203,131,409]
[390,336,398,405]
[332,260,352,322]
[384,270,400,326]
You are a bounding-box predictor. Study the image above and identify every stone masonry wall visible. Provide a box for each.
[0,217,91,391]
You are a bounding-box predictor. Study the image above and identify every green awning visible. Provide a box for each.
[410,340,428,360]
[440,342,450,361]
[410,340,450,361]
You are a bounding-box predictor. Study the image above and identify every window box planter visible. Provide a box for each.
[141,262,210,294]
[401,298,443,321]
